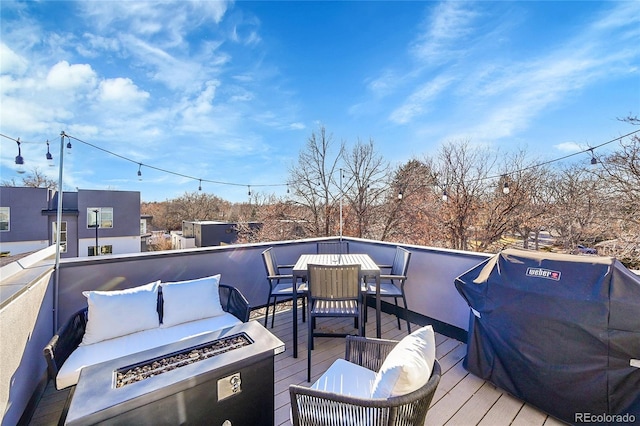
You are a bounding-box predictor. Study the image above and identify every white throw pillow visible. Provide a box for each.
[371,325,436,398]
[160,274,224,327]
[80,281,160,346]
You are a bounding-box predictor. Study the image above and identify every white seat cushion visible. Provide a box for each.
[371,325,436,398]
[56,312,241,390]
[311,358,377,398]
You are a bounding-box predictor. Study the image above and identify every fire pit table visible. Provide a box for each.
[64,321,285,425]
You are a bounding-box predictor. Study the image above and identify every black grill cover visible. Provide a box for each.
[455,249,640,423]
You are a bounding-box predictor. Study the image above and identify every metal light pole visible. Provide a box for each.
[53,131,66,332]
[339,168,343,239]
[93,209,100,256]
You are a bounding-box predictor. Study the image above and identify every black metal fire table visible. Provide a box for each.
[64,321,285,426]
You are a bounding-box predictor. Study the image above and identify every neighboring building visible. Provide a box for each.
[174,220,261,249]
[0,187,141,258]
[140,214,153,251]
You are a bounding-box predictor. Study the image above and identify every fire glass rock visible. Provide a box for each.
[116,333,251,387]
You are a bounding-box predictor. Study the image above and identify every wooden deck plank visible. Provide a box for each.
[512,404,549,426]
[28,304,567,426]
[446,382,502,425]
[478,392,529,426]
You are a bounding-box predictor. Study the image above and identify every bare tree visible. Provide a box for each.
[546,165,605,250]
[592,128,640,266]
[160,191,230,230]
[288,126,344,237]
[436,140,495,251]
[475,150,549,252]
[341,138,390,238]
[380,158,442,245]
[1,167,57,190]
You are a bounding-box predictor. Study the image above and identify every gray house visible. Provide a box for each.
[0,187,141,258]
[180,220,261,247]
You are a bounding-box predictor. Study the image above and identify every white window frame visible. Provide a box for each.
[88,244,112,256]
[0,207,9,232]
[52,221,67,253]
[87,207,113,229]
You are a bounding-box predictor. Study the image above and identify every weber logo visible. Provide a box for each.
[526,267,561,281]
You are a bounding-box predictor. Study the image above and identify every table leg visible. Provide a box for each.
[376,274,381,338]
[292,278,298,358]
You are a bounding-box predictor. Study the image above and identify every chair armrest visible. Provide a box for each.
[277,264,295,270]
[219,283,251,322]
[344,335,398,371]
[267,274,294,280]
[43,308,88,380]
[290,384,395,425]
[379,274,406,281]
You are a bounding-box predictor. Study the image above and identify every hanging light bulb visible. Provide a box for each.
[15,139,25,174]
[248,185,252,196]
[503,178,510,195]
[66,140,72,154]
[198,179,202,191]
[589,148,597,165]
[137,164,142,181]
[442,189,448,202]
[46,140,54,165]
[398,190,403,200]
[287,184,290,194]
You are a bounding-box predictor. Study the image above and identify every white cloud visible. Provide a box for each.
[0,43,29,75]
[389,75,454,124]
[289,122,306,130]
[46,61,97,91]
[97,78,149,104]
[554,142,583,153]
[410,2,479,63]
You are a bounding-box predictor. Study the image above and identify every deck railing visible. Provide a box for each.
[0,236,489,424]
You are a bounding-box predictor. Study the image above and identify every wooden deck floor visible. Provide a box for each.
[30,305,566,425]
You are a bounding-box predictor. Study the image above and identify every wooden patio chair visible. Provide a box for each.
[369,247,412,333]
[316,240,350,254]
[306,263,363,382]
[261,247,306,328]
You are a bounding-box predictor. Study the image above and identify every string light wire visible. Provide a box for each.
[2,129,639,192]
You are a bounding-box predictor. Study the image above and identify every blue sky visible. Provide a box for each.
[1,1,638,202]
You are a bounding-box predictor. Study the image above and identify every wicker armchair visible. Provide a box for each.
[290,335,441,426]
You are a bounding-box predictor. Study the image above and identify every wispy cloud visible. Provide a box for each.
[389,75,455,124]
[410,1,480,64]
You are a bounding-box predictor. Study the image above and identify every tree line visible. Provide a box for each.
[4,119,639,268]
[238,120,639,268]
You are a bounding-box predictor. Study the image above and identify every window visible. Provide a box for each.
[52,221,67,253]
[0,207,9,231]
[88,245,112,256]
[87,207,113,229]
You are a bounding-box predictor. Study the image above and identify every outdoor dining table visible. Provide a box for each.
[291,253,381,358]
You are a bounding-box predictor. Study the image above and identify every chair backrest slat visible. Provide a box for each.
[316,241,350,255]
[261,247,278,277]
[392,247,411,276]
[308,264,360,299]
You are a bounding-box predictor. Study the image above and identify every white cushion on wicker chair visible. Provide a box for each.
[311,358,377,398]
[371,325,436,398]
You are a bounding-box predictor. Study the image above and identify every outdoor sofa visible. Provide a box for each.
[44,274,251,391]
